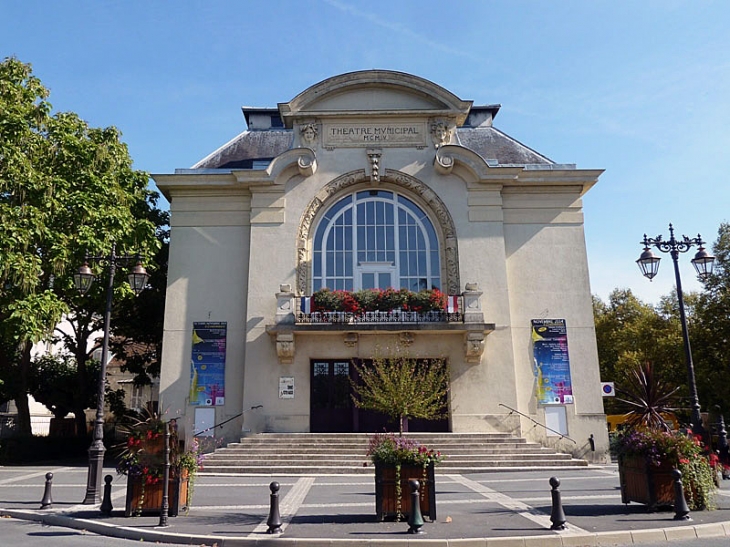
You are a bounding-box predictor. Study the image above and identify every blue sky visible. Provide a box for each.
[3,1,728,304]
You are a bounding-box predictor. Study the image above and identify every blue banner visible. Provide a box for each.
[531,319,573,405]
[190,322,226,406]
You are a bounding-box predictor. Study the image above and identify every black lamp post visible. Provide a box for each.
[74,243,148,505]
[636,223,715,438]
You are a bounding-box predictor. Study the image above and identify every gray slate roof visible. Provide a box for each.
[192,122,553,170]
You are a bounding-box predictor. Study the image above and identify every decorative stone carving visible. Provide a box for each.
[344,332,359,348]
[430,119,454,149]
[299,123,318,147]
[465,331,485,363]
[275,285,295,325]
[399,332,415,346]
[367,149,382,182]
[434,148,454,175]
[462,283,484,323]
[276,332,295,364]
[296,170,461,295]
[297,151,317,177]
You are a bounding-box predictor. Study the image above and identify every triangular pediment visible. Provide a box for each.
[279,70,472,127]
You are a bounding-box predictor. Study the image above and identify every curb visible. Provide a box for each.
[3,508,730,546]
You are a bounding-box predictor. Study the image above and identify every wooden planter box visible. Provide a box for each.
[125,469,189,517]
[618,455,674,511]
[374,463,436,521]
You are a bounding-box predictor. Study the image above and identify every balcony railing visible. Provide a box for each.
[294,295,464,325]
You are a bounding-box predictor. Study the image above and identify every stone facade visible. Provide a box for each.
[153,70,609,463]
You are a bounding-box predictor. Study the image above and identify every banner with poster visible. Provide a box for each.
[531,319,573,405]
[190,322,227,406]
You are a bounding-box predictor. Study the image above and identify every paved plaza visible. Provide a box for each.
[0,464,729,545]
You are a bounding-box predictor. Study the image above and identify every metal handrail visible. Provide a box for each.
[499,403,577,444]
[193,404,263,437]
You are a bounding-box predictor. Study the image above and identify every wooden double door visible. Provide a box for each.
[309,359,449,433]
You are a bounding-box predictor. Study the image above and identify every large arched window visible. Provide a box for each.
[312,189,441,292]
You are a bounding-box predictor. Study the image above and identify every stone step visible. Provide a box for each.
[197,433,587,475]
[200,460,588,475]
[214,444,547,454]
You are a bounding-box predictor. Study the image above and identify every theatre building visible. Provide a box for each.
[153,70,609,462]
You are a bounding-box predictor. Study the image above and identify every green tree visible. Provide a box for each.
[351,355,449,434]
[692,223,730,411]
[0,57,159,435]
[593,289,685,414]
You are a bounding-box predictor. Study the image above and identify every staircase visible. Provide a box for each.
[198,433,589,474]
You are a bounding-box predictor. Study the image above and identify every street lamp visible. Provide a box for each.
[636,223,715,438]
[74,243,149,505]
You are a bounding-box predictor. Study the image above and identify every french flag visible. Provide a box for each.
[301,296,312,314]
[446,295,459,313]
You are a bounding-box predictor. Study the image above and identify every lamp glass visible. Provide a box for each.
[691,248,715,280]
[636,249,661,280]
[127,263,149,296]
[74,264,95,295]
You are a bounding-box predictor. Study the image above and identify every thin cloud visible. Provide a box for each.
[323,0,477,60]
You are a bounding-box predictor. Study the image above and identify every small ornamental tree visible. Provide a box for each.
[351,354,449,434]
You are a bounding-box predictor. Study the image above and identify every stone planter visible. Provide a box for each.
[374,462,436,521]
[618,455,674,510]
[124,468,189,517]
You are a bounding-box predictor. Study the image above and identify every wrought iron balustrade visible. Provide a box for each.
[294,296,464,325]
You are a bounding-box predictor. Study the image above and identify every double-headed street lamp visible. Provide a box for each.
[636,223,715,438]
[74,243,148,505]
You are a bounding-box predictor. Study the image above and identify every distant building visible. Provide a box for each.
[154,71,608,461]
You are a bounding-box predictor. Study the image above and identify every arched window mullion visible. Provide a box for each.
[313,189,440,293]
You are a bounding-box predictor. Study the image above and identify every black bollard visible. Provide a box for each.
[39,472,53,509]
[407,479,424,534]
[266,481,282,534]
[549,477,566,530]
[158,421,171,527]
[100,475,113,515]
[672,469,691,520]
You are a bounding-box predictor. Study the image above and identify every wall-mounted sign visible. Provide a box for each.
[601,382,615,397]
[190,322,227,406]
[279,376,295,399]
[323,122,427,148]
[531,319,573,405]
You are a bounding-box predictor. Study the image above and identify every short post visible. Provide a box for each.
[672,469,691,520]
[266,481,282,534]
[40,472,53,509]
[407,479,424,534]
[158,421,171,527]
[549,477,566,530]
[715,406,729,479]
[100,475,113,515]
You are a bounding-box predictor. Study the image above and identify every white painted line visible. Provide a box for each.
[446,473,590,536]
[0,467,74,485]
[248,476,315,536]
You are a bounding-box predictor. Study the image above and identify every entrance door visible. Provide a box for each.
[352,358,450,433]
[310,361,353,432]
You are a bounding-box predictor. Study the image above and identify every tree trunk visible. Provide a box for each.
[14,342,33,435]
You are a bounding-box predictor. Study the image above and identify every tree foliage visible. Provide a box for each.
[351,355,449,434]
[691,223,730,411]
[593,289,686,415]
[0,57,161,434]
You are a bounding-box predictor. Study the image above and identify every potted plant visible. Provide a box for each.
[116,411,204,517]
[368,432,443,521]
[613,362,717,510]
[310,288,448,314]
[351,355,449,434]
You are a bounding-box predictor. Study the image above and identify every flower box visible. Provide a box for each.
[124,468,189,517]
[618,455,675,511]
[375,462,436,521]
